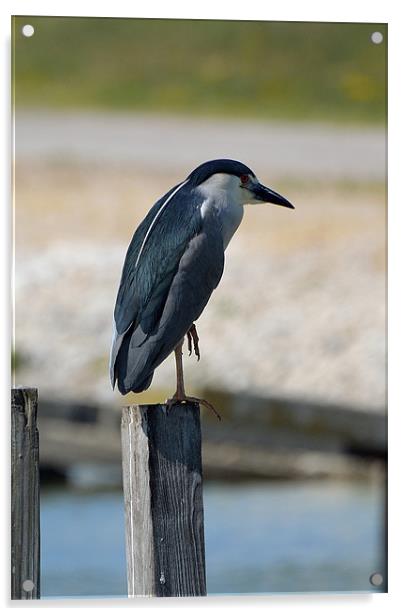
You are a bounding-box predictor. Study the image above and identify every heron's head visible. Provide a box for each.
[188,159,294,210]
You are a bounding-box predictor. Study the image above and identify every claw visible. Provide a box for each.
[187,324,200,361]
[194,396,221,421]
[165,394,221,421]
[186,331,192,356]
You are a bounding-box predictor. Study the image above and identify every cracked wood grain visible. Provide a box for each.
[121,403,206,597]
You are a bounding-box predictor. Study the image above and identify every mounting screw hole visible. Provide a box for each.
[22,24,35,38]
[371,31,383,44]
[22,579,35,592]
[369,572,383,587]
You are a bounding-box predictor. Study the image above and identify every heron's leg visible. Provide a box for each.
[186,323,200,360]
[173,339,186,398]
[166,340,221,421]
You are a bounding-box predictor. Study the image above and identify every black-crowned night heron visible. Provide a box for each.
[110,159,294,416]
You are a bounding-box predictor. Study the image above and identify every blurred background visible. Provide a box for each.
[12,16,387,597]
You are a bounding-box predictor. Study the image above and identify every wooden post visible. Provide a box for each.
[121,402,206,597]
[11,388,40,600]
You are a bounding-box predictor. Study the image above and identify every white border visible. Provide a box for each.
[2,2,404,615]
[1,0,392,22]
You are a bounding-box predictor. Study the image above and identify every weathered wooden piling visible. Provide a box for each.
[11,388,40,600]
[121,402,206,597]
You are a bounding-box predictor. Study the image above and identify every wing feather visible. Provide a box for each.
[110,181,203,387]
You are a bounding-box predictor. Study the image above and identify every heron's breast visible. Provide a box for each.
[201,196,243,250]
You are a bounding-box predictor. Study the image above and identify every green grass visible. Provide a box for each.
[13,17,387,123]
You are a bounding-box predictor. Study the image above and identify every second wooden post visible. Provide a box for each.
[11,387,40,600]
[121,402,206,597]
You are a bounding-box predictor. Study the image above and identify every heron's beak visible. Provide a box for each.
[252,183,294,209]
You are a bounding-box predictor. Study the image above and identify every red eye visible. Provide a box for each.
[240,174,249,184]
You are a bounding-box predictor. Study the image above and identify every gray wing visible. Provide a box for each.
[114,208,224,394]
[112,181,193,336]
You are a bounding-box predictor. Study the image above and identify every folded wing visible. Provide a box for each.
[116,210,224,393]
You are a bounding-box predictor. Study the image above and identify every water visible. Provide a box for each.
[40,476,385,598]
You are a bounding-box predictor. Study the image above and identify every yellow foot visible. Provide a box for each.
[165,394,221,421]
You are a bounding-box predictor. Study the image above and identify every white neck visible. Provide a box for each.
[198,173,245,249]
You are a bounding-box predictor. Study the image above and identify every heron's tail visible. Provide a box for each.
[111,312,186,395]
[121,371,154,394]
[111,324,156,394]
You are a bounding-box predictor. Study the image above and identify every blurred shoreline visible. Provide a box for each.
[15,110,386,182]
[37,390,386,484]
